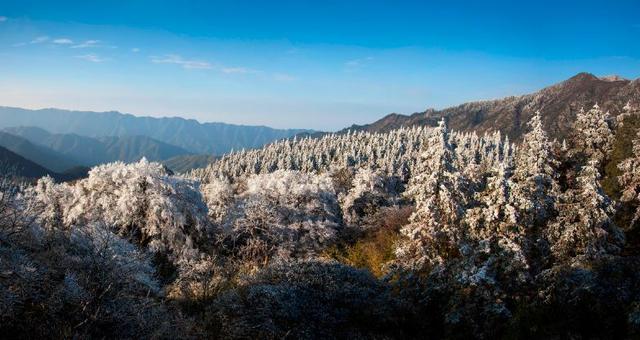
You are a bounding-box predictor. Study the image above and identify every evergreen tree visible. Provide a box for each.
[512,111,559,227]
[619,130,640,226]
[395,119,468,271]
[573,104,614,165]
[549,160,624,261]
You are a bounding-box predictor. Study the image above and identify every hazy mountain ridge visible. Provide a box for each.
[0,131,79,172]
[4,126,193,165]
[0,145,86,182]
[344,73,640,141]
[0,107,312,154]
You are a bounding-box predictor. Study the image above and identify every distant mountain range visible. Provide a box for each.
[0,107,312,155]
[2,72,638,181]
[343,73,640,141]
[3,127,191,166]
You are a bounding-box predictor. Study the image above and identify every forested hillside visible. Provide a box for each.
[2,102,640,338]
[346,73,640,141]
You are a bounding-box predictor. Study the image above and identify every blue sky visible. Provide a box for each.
[0,0,639,130]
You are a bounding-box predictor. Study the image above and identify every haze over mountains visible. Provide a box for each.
[0,108,310,177]
[2,72,639,181]
[0,107,312,155]
[3,127,191,165]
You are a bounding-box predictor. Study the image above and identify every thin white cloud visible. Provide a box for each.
[76,54,107,63]
[53,38,73,44]
[345,56,374,69]
[0,16,7,22]
[131,47,140,53]
[273,73,296,82]
[31,36,49,44]
[221,67,258,74]
[14,36,49,46]
[71,40,100,48]
[150,54,212,69]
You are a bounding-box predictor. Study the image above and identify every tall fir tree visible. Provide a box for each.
[549,160,624,262]
[512,111,559,227]
[395,119,469,271]
[573,104,614,165]
[619,130,640,226]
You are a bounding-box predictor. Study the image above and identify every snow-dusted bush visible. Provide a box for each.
[0,219,187,338]
[218,170,341,267]
[339,167,391,226]
[201,176,234,224]
[0,174,34,237]
[29,159,213,263]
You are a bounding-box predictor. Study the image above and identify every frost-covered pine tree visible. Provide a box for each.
[549,160,624,262]
[467,163,519,240]
[395,119,468,271]
[573,104,614,164]
[511,111,558,227]
[463,160,530,285]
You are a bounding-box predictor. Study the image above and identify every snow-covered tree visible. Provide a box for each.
[201,176,234,224]
[511,111,559,226]
[395,119,469,271]
[28,176,72,230]
[32,159,213,263]
[549,160,624,262]
[339,167,390,226]
[466,163,518,240]
[462,161,530,290]
[220,170,341,266]
[573,104,614,164]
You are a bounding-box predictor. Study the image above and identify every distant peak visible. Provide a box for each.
[567,72,598,82]
[599,75,628,82]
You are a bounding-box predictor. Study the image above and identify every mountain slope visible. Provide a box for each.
[4,127,192,165]
[0,146,86,181]
[345,73,640,141]
[162,154,217,173]
[0,108,312,155]
[0,132,79,172]
[0,145,58,179]
[4,127,109,166]
[98,135,192,163]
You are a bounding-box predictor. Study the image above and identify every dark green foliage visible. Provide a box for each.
[205,261,408,339]
[508,257,640,339]
[603,115,640,200]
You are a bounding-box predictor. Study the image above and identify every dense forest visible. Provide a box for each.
[2,103,640,339]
